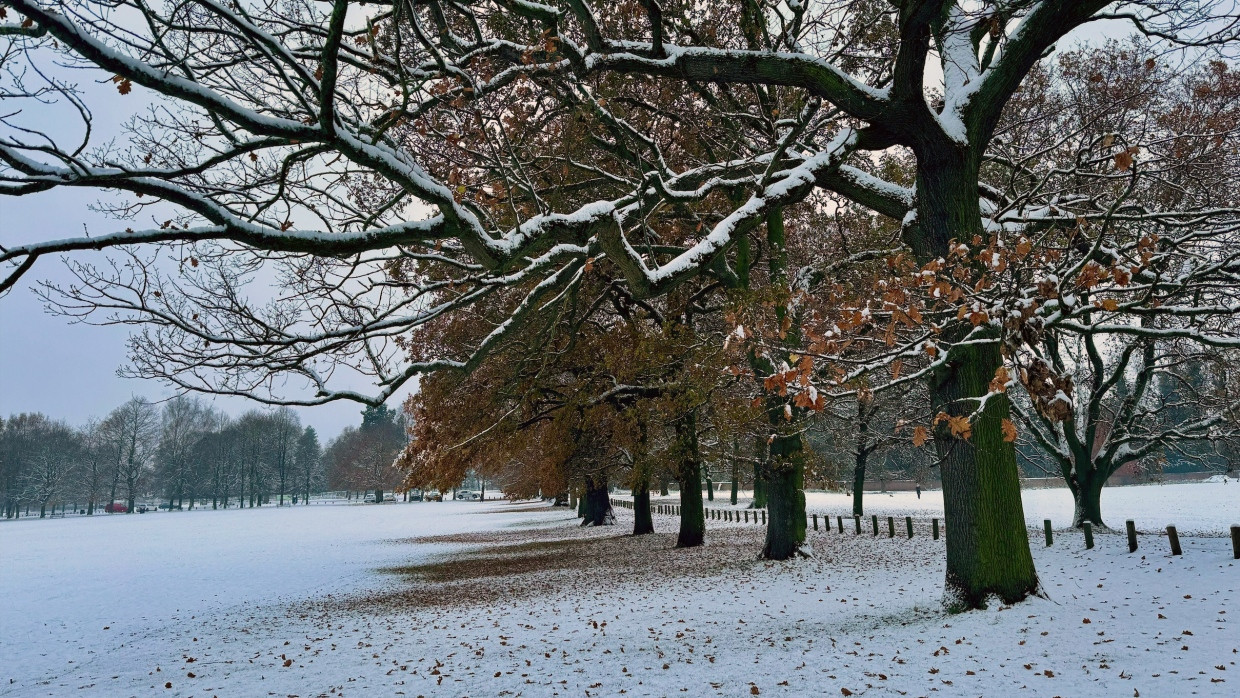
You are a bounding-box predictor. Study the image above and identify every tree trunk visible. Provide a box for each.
[912,149,1039,610]
[852,446,868,518]
[762,429,807,559]
[1071,468,1107,529]
[659,479,669,497]
[580,475,613,526]
[375,488,383,504]
[632,478,654,535]
[933,337,1038,609]
[575,488,585,518]
[675,414,705,548]
[705,470,714,501]
[730,440,740,506]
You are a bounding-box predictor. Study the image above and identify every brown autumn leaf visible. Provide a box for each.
[1001,419,1018,443]
[117,78,133,95]
[947,415,972,440]
[989,366,1010,393]
[912,425,929,447]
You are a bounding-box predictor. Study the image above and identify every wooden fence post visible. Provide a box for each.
[1044,519,1053,547]
[1166,525,1181,556]
[837,516,844,534]
[1126,520,1138,553]
[1231,525,1240,559]
[744,510,749,523]
[887,516,895,538]
[906,516,914,539]
[812,513,819,531]
[871,515,879,536]
[932,518,939,540]
[762,510,767,525]
[1083,522,1094,550]
[854,515,861,535]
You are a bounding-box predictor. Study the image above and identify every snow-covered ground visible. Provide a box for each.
[657,480,1240,535]
[2,485,1237,697]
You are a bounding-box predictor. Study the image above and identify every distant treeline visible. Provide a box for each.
[1,399,408,519]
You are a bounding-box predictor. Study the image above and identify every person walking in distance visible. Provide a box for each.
[915,484,921,500]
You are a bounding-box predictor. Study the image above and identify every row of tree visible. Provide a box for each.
[1,399,410,518]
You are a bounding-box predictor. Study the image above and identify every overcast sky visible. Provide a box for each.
[0,186,379,439]
[0,63,398,439]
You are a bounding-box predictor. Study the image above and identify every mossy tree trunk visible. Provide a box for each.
[912,146,1038,609]
[762,428,807,559]
[755,209,807,559]
[1070,470,1107,529]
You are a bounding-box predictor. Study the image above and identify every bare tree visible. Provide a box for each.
[294,425,322,504]
[99,397,160,512]
[1016,332,1240,527]
[155,396,218,509]
[21,418,82,517]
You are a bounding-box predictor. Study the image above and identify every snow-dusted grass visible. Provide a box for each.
[651,480,1240,535]
[2,493,1236,697]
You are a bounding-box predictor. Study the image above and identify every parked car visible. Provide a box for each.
[408,490,424,502]
[364,492,377,503]
[425,491,443,502]
[456,490,480,501]
[104,502,128,513]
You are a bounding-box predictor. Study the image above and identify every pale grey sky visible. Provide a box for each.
[0,187,376,438]
[0,64,391,438]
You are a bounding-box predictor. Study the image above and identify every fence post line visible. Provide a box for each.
[906,516,914,539]
[1126,520,1138,553]
[1166,525,1182,556]
[1044,519,1053,547]
[1083,522,1095,550]
[932,518,939,540]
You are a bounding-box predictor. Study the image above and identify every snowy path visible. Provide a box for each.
[1,495,1237,697]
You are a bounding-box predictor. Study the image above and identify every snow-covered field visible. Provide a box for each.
[659,480,1240,535]
[1,484,1237,697]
